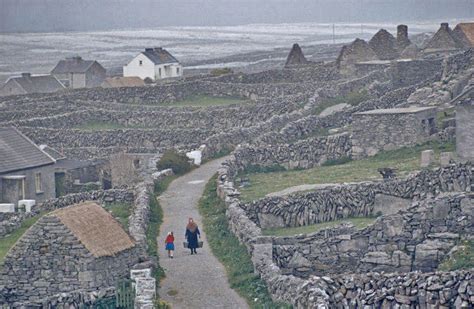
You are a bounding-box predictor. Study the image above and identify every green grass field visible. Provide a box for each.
[240,141,455,202]
[104,202,132,230]
[262,217,377,237]
[199,175,292,309]
[169,95,250,107]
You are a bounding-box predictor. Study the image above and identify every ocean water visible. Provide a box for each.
[0,21,456,83]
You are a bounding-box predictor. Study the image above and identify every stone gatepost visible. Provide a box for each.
[420,150,435,168]
[131,268,156,309]
[439,152,455,167]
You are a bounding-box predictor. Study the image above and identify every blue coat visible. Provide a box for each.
[185,227,200,249]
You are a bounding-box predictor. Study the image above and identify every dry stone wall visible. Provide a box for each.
[216,161,474,308]
[233,133,351,170]
[240,163,473,228]
[273,193,474,277]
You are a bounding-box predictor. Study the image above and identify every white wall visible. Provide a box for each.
[123,54,155,80]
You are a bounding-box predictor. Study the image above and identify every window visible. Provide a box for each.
[35,173,42,193]
[158,68,162,77]
[139,60,143,66]
[133,159,140,169]
[176,67,180,75]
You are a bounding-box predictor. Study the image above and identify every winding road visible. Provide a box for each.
[157,157,248,309]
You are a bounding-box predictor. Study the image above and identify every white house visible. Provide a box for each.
[123,47,183,81]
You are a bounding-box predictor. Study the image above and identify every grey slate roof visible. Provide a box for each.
[7,74,65,94]
[142,48,179,65]
[0,127,56,174]
[51,57,102,74]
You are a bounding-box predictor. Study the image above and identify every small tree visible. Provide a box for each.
[156,150,191,175]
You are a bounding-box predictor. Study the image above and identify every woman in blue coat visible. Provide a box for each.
[185,218,201,255]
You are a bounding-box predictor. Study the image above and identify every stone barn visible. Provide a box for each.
[0,202,142,304]
[352,107,437,158]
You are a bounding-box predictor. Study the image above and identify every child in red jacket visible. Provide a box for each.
[165,232,175,258]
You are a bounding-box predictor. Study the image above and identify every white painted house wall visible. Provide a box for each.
[123,54,156,80]
[123,54,183,81]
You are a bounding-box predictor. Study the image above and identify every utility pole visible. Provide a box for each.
[332,24,335,44]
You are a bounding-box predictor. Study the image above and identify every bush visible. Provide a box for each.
[321,156,352,166]
[243,164,286,174]
[210,67,233,76]
[156,150,192,176]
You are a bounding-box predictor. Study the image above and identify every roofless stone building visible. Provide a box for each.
[352,107,437,158]
[0,202,142,304]
[284,43,309,67]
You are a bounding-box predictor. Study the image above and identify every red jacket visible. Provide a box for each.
[165,234,174,244]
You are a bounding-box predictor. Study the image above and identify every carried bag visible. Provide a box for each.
[183,241,204,248]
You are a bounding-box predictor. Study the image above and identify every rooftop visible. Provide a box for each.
[355,106,436,115]
[51,202,135,258]
[5,73,64,94]
[51,56,103,74]
[102,76,145,88]
[142,47,179,65]
[0,127,56,174]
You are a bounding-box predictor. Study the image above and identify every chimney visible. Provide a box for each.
[145,48,154,52]
[397,25,408,41]
[441,23,449,30]
[21,73,31,79]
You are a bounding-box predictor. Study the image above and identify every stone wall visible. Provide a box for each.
[12,288,116,308]
[273,193,474,277]
[233,133,351,170]
[239,163,472,228]
[216,162,474,308]
[351,107,438,158]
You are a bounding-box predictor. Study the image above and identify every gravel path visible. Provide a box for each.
[157,157,249,309]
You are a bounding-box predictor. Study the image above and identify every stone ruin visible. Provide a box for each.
[424,22,466,53]
[336,38,378,73]
[368,29,399,60]
[285,43,309,67]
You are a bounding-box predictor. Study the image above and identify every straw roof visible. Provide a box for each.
[51,201,134,258]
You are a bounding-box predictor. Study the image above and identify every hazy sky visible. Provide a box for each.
[1,0,474,33]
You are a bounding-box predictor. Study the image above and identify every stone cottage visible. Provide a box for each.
[285,43,309,67]
[123,47,183,81]
[0,73,65,97]
[0,127,56,207]
[51,56,106,89]
[352,106,437,158]
[0,202,141,304]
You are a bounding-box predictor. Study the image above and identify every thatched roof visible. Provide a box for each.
[51,202,135,258]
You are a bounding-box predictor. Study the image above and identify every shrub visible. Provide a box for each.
[321,156,352,166]
[243,164,286,174]
[156,150,191,176]
[210,67,233,76]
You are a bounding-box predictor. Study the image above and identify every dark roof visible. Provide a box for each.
[142,48,179,65]
[51,56,103,74]
[0,127,56,174]
[6,74,64,94]
[39,145,66,160]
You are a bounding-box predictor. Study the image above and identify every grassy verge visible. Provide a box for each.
[262,217,377,237]
[240,141,455,202]
[439,240,474,271]
[0,213,46,264]
[147,175,177,308]
[104,202,131,230]
[169,95,250,107]
[198,175,292,309]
